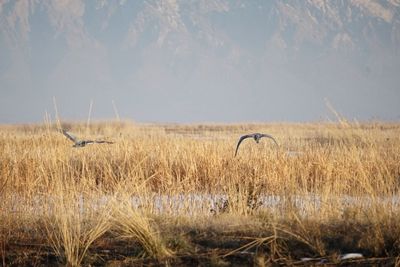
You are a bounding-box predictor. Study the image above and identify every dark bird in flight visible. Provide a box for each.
[61,130,114,147]
[235,133,278,156]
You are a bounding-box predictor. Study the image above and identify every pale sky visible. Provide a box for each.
[0,0,399,124]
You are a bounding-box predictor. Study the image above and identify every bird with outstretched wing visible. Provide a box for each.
[61,130,114,147]
[235,133,278,156]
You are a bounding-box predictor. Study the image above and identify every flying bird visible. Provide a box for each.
[235,133,278,156]
[61,130,114,147]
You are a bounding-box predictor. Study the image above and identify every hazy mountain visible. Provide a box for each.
[0,0,399,123]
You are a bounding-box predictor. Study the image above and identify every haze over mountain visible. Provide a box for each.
[1,0,399,123]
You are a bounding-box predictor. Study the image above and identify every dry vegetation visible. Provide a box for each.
[0,120,400,266]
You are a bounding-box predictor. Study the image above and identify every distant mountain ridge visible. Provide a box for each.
[0,0,399,122]
[1,1,399,56]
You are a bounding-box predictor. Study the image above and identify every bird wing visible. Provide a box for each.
[235,134,254,156]
[259,133,279,147]
[94,140,114,144]
[62,130,78,143]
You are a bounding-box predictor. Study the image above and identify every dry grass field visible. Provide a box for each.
[1,120,400,266]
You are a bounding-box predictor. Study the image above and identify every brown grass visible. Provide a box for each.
[0,121,399,265]
[112,195,173,260]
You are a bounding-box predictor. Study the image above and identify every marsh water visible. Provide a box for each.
[4,193,400,218]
